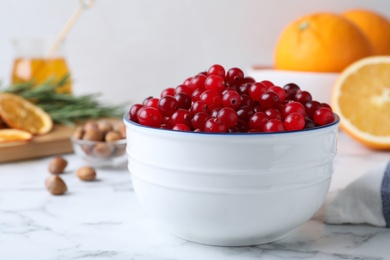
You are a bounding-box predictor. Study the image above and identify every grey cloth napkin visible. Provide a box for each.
[324,160,390,227]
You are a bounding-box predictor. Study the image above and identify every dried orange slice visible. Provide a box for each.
[0,93,53,135]
[331,56,390,149]
[0,129,32,143]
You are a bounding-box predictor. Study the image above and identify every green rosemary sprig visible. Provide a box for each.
[0,75,128,125]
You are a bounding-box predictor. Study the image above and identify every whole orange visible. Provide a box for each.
[274,13,373,73]
[343,9,390,55]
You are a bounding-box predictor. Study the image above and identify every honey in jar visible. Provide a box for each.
[11,38,72,94]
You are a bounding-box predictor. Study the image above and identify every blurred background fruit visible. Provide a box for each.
[331,55,390,150]
[343,9,390,55]
[0,93,53,135]
[0,129,32,143]
[274,12,372,73]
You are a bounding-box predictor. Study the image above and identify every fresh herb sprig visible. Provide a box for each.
[1,75,128,125]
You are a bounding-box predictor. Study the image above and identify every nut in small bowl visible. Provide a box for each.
[71,119,127,168]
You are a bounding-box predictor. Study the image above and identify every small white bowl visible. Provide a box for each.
[246,66,339,104]
[124,115,340,246]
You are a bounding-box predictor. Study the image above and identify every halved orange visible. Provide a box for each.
[0,93,53,135]
[331,56,390,149]
[0,129,32,143]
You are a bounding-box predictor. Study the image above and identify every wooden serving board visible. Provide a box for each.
[0,124,75,163]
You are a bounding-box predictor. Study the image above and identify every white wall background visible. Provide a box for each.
[0,0,389,106]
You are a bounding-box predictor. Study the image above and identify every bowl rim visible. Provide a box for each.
[70,136,127,145]
[123,113,340,136]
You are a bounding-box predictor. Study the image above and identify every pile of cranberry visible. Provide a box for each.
[128,64,335,133]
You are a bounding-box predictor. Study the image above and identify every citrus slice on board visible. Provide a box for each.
[0,93,53,135]
[0,129,32,143]
[331,56,390,149]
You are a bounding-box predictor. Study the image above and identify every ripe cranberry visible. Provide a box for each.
[207,64,225,78]
[284,112,305,131]
[283,83,300,100]
[305,118,316,129]
[236,106,255,121]
[175,84,193,96]
[282,101,306,118]
[182,77,192,86]
[137,107,163,128]
[248,82,267,101]
[129,104,143,123]
[260,80,274,89]
[294,90,312,104]
[160,87,175,97]
[172,123,191,131]
[174,93,192,110]
[268,86,286,102]
[263,119,285,132]
[160,123,171,130]
[204,75,225,93]
[242,76,256,84]
[142,96,153,106]
[191,87,205,102]
[162,116,172,128]
[249,112,269,131]
[200,90,222,111]
[210,107,221,118]
[236,119,249,132]
[217,107,238,128]
[144,97,159,108]
[237,83,252,95]
[222,90,241,110]
[191,112,210,131]
[189,74,207,92]
[158,95,178,117]
[171,109,191,127]
[226,67,244,86]
[228,126,240,133]
[253,105,263,113]
[204,118,227,133]
[240,94,255,107]
[259,91,280,110]
[264,108,282,120]
[313,107,335,126]
[190,101,208,115]
[321,103,332,110]
[305,101,322,118]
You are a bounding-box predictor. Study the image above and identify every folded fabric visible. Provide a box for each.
[324,160,390,227]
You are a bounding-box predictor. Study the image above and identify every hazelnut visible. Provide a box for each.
[105,130,122,142]
[92,142,113,158]
[77,166,97,181]
[45,175,67,195]
[48,157,68,174]
[97,120,113,135]
[83,129,103,142]
[83,120,99,131]
[73,126,85,139]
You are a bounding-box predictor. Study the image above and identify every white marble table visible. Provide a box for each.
[0,132,389,260]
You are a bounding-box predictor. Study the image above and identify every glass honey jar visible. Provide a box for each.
[11,38,72,94]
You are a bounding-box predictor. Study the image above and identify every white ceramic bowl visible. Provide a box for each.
[124,115,340,246]
[246,67,339,104]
